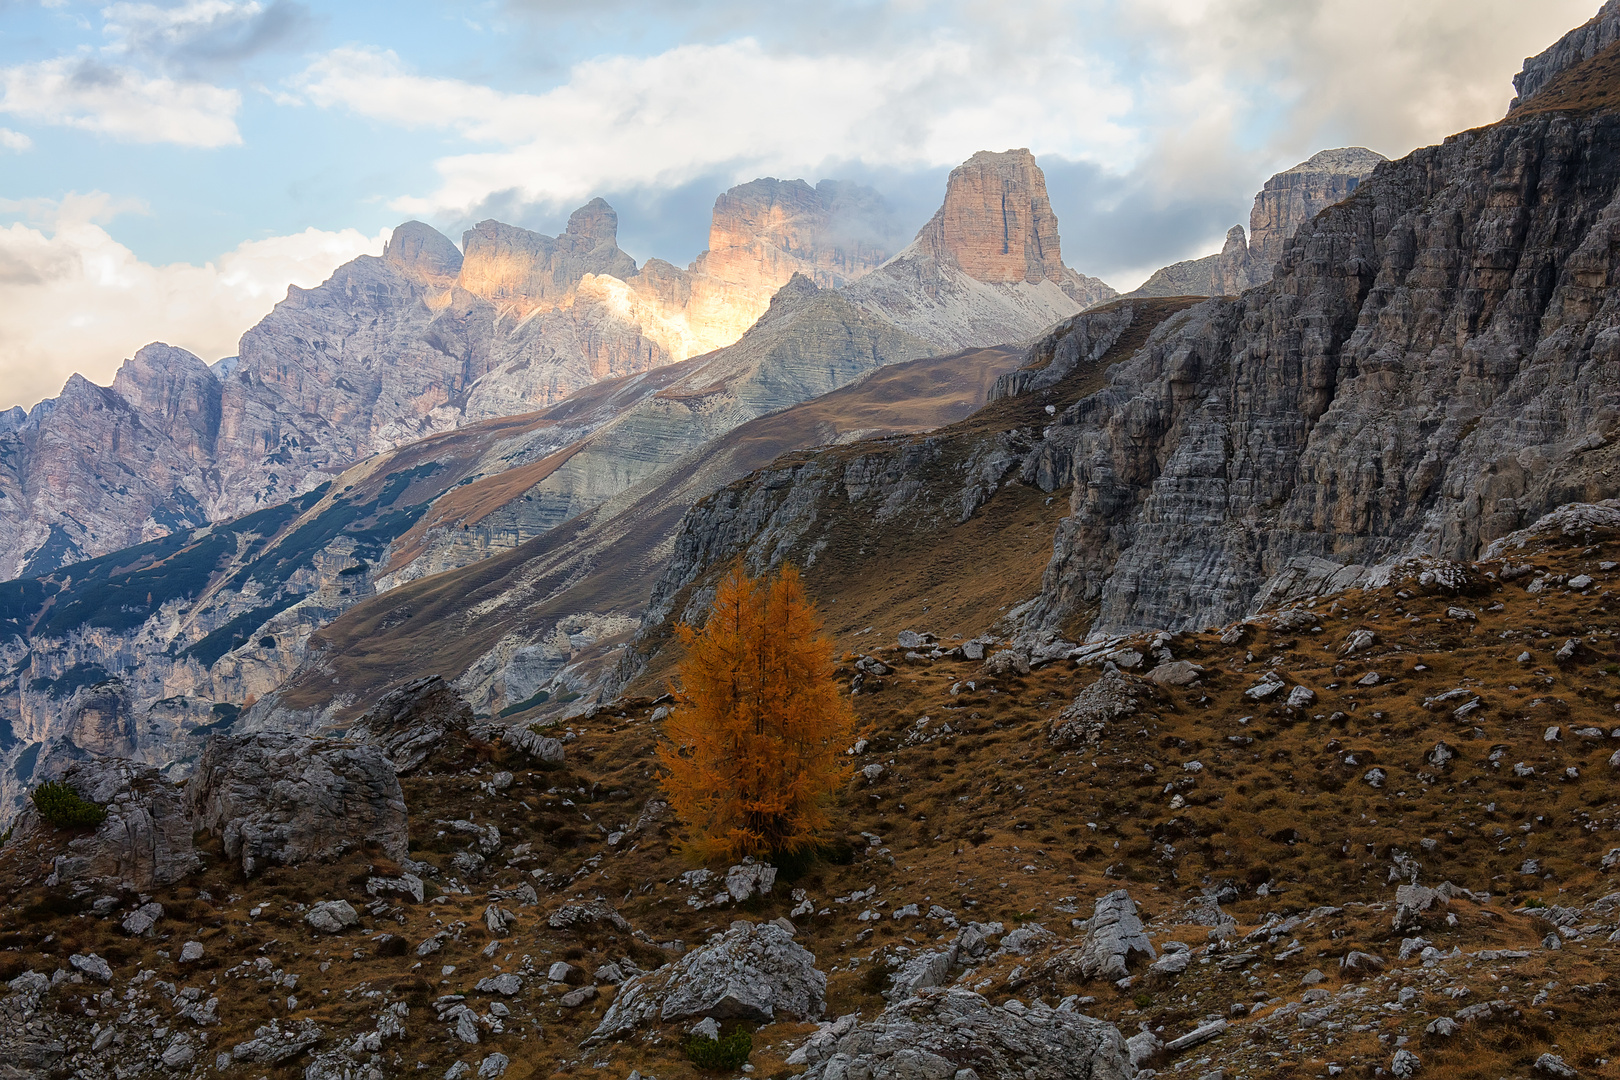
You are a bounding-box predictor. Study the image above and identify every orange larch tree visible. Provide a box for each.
[657,559,856,862]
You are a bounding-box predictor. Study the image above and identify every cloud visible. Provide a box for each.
[0,193,387,410]
[0,55,241,145]
[0,127,30,151]
[291,38,1140,220]
[102,0,316,72]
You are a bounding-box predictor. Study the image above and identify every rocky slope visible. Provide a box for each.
[0,500,1616,1080]
[1128,147,1386,299]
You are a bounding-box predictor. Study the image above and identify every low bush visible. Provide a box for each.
[31,781,107,828]
[685,1028,752,1071]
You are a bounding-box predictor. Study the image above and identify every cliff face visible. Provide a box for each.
[1128,148,1385,299]
[844,149,1116,349]
[1512,0,1620,106]
[637,42,1620,657]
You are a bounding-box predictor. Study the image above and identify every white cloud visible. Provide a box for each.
[0,56,241,146]
[291,38,1140,218]
[101,0,269,54]
[0,193,387,410]
[0,128,31,151]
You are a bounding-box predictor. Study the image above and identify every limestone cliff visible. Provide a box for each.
[1128,148,1385,299]
[633,32,1620,657]
[1511,0,1620,107]
[844,149,1116,349]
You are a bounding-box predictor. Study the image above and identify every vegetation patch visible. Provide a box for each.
[684,1027,752,1071]
[30,781,108,829]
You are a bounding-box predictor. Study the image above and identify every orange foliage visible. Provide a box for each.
[657,560,856,862]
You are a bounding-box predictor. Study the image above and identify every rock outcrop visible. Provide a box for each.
[351,676,474,773]
[844,149,1116,349]
[1129,147,1385,299]
[12,757,198,891]
[797,989,1132,1080]
[588,921,824,1042]
[1511,0,1620,107]
[187,732,408,877]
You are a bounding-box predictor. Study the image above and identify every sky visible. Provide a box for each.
[0,0,1602,411]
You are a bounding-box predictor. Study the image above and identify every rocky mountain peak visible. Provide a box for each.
[109,344,221,463]
[457,207,639,311]
[1247,146,1385,268]
[382,221,463,288]
[912,148,1066,286]
[1512,0,1620,107]
[564,197,620,248]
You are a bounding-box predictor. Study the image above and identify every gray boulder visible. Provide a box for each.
[351,676,472,773]
[548,901,631,932]
[188,732,408,877]
[305,900,359,934]
[230,1019,322,1064]
[725,861,777,902]
[800,989,1132,1080]
[588,920,824,1042]
[1072,890,1155,981]
[16,756,198,891]
[503,724,565,764]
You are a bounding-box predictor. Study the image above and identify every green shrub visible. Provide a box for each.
[31,781,108,828]
[685,1028,752,1071]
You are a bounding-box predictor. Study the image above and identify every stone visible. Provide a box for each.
[862,763,885,782]
[982,649,1032,678]
[1425,1017,1458,1037]
[1339,951,1384,974]
[503,725,565,765]
[1285,685,1316,709]
[351,676,474,773]
[188,732,408,878]
[1570,574,1594,589]
[1073,890,1156,981]
[69,953,112,983]
[478,1055,511,1080]
[560,986,598,1008]
[121,901,164,936]
[724,861,778,902]
[1163,1019,1227,1052]
[798,989,1132,1080]
[230,1019,322,1064]
[446,1062,471,1079]
[179,941,204,963]
[1049,671,1159,746]
[1244,674,1286,701]
[11,756,198,891]
[548,901,631,933]
[1341,630,1377,656]
[1534,1053,1579,1078]
[588,921,825,1042]
[691,1017,721,1040]
[1426,742,1456,767]
[1145,661,1204,687]
[1391,1049,1421,1078]
[161,1037,196,1067]
[1393,885,1447,931]
[1363,768,1386,789]
[1557,639,1580,662]
[886,946,960,1002]
[305,900,359,934]
[1301,969,1326,985]
[475,974,523,996]
[548,962,584,985]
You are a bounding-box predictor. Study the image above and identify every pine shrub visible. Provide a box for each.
[684,1028,752,1071]
[31,781,107,828]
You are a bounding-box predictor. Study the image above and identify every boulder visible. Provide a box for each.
[305,900,359,934]
[1049,671,1158,746]
[502,724,565,765]
[588,921,824,1042]
[230,1019,322,1064]
[725,861,777,902]
[121,901,164,936]
[981,650,1031,678]
[1145,660,1204,687]
[548,901,631,932]
[188,732,408,877]
[799,989,1132,1080]
[15,756,198,891]
[351,676,473,773]
[1393,884,1447,931]
[1071,890,1155,981]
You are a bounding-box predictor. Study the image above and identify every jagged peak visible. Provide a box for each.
[1512,0,1620,108]
[565,198,620,247]
[383,221,463,286]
